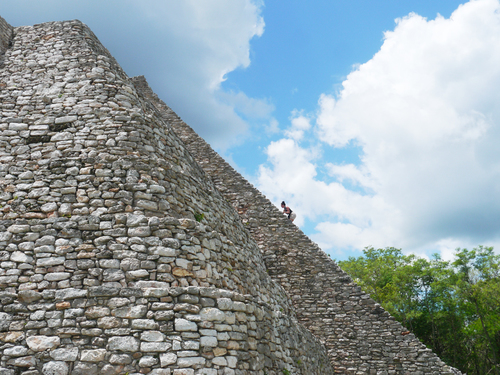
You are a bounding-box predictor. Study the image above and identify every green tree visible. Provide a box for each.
[452,246,500,375]
[338,246,500,374]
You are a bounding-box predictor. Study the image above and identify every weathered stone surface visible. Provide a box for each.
[18,290,42,303]
[175,318,198,332]
[0,331,24,343]
[107,336,140,352]
[80,349,106,362]
[50,347,79,361]
[113,305,147,319]
[6,356,36,368]
[140,342,171,352]
[160,353,177,367]
[26,336,60,351]
[177,357,206,367]
[42,361,69,375]
[140,330,165,342]
[55,288,88,300]
[3,346,28,357]
[200,307,225,321]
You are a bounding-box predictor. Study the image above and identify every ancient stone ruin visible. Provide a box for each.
[0,15,462,375]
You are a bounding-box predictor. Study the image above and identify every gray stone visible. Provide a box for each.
[139,356,158,367]
[175,318,198,332]
[109,354,132,365]
[130,319,158,330]
[36,257,66,267]
[128,226,151,237]
[41,202,58,212]
[176,357,206,367]
[11,251,32,263]
[3,346,28,356]
[55,116,77,124]
[113,305,147,319]
[50,347,79,361]
[55,288,88,300]
[42,361,69,375]
[149,369,171,375]
[140,330,165,342]
[217,298,233,310]
[7,225,30,234]
[140,342,171,352]
[26,335,60,351]
[71,362,98,375]
[200,307,225,321]
[200,336,218,347]
[80,349,106,362]
[107,336,140,352]
[160,353,177,366]
[6,356,36,368]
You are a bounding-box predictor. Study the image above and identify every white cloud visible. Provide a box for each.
[217,91,274,119]
[265,118,280,135]
[284,111,312,141]
[131,0,265,149]
[258,0,500,257]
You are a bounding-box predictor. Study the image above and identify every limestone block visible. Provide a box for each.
[97,317,121,329]
[55,288,88,300]
[160,352,177,367]
[6,356,36,368]
[173,370,194,375]
[200,308,225,322]
[139,356,158,367]
[0,332,24,343]
[26,336,60,351]
[149,369,171,375]
[198,370,217,375]
[140,342,171,352]
[80,349,106,362]
[128,226,151,237]
[3,346,28,357]
[217,298,233,311]
[50,347,79,361]
[7,225,30,234]
[107,336,140,352]
[200,336,218,347]
[131,319,158,330]
[85,306,111,319]
[175,318,198,331]
[109,354,132,365]
[113,305,147,319]
[140,330,165,342]
[177,357,206,368]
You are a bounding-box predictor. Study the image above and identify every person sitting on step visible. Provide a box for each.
[281,201,296,222]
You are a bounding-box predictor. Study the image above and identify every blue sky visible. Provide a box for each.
[3,0,500,260]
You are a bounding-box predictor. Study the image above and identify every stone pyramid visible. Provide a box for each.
[0,15,461,375]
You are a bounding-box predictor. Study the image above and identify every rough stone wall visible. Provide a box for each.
[0,16,13,57]
[0,19,333,375]
[133,77,463,375]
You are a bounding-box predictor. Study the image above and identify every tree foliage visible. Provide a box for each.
[338,246,500,375]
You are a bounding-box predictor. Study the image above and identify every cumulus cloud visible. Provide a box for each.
[284,111,312,141]
[258,0,500,257]
[130,0,266,149]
